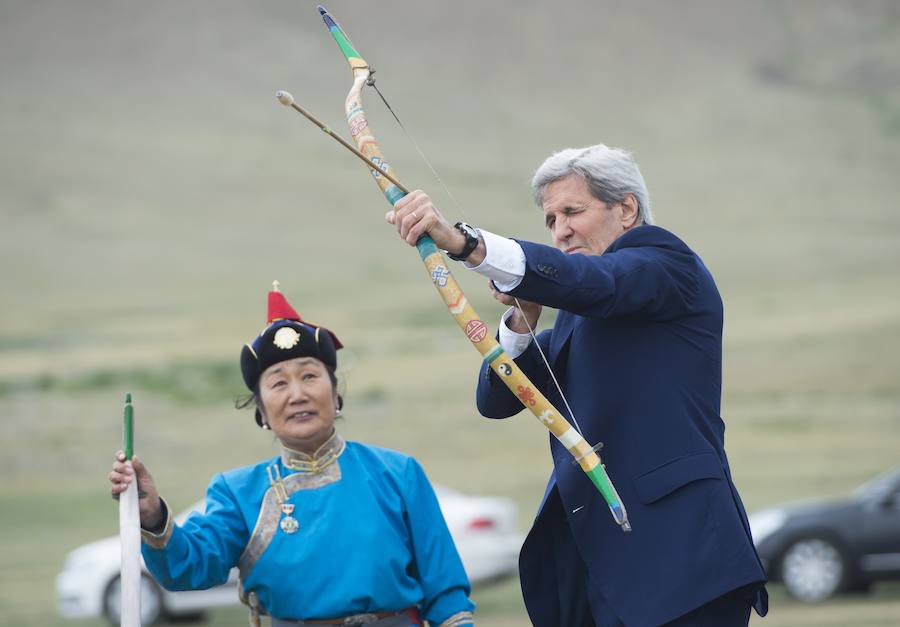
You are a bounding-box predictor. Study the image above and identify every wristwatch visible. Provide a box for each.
[447,222,480,261]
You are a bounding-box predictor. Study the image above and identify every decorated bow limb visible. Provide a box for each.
[279,5,630,532]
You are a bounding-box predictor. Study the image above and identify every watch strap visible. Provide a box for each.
[447,222,479,261]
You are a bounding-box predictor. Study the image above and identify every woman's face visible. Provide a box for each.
[258,357,338,452]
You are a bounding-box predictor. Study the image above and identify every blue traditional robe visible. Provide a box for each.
[141,434,474,626]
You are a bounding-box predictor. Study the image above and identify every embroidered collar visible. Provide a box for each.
[280,431,346,473]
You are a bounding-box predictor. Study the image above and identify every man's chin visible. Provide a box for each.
[564,246,596,255]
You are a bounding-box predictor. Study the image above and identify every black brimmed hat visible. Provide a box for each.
[240,281,343,394]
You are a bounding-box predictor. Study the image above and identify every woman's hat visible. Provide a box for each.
[240,281,343,392]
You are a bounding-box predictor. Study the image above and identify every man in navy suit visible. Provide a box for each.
[388,145,768,626]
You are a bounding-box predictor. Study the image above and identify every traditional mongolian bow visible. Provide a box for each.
[276,5,630,532]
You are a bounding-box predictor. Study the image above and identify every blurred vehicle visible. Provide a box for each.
[57,485,523,625]
[749,466,900,602]
[57,503,234,625]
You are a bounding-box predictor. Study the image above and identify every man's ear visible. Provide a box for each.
[620,193,639,228]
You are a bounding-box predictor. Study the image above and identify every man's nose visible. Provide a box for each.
[553,217,573,246]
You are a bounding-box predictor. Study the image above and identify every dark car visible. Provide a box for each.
[748,466,900,602]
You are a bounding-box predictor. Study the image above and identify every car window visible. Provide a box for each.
[854,467,900,502]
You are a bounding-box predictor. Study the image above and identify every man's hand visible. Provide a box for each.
[490,281,542,332]
[386,190,466,253]
[110,451,163,529]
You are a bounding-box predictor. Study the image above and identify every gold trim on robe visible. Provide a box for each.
[140,497,175,549]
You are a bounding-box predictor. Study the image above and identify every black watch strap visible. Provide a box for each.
[447,222,480,261]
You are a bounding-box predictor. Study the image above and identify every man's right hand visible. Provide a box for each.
[110,451,163,529]
[490,281,542,333]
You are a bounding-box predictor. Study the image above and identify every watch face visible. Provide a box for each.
[458,222,478,238]
[449,222,479,260]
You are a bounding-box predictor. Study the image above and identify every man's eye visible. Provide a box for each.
[272,380,286,388]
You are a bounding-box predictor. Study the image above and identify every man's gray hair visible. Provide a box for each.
[531,145,654,225]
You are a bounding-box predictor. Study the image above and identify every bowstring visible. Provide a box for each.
[367,72,468,222]
[512,298,584,435]
[366,74,584,437]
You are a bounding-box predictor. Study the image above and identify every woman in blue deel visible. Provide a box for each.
[108,283,475,627]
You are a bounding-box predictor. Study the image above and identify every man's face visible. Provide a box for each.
[541,175,636,256]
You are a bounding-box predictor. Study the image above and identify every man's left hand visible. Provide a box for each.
[387,190,465,253]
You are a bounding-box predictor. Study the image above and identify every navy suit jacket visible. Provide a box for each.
[476,226,767,626]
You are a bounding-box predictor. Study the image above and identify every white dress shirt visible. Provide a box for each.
[461,229,534,358]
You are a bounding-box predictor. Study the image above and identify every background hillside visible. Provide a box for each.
[1,1,898,625]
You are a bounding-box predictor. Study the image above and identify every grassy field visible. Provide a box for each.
[2,1,899,625]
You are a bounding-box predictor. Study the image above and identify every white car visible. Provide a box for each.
[57,486,523,625]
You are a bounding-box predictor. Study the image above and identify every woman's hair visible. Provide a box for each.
[531,144,654,226]
[235,366,343,424]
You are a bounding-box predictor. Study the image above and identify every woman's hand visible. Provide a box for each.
[490,281,543,332]
[386,190,464,252]
[109,451,164,529]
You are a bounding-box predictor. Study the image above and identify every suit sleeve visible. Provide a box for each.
[402,459,475,626]
[508,239,699,321]
[141,474,248,591]
[476,329,552,419]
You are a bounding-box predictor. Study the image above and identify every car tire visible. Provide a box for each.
[779,537,849,602]
[102,574,164,625]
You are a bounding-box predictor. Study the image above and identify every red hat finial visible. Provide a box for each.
[268,280,302,324]
[264,281,343,349]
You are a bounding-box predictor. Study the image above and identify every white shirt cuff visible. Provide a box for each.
[464,229,525,291]
[498,308,533,359]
